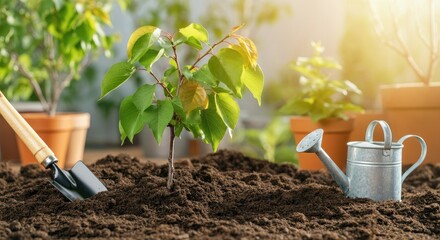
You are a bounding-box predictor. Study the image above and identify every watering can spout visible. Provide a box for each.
[296,129,349,193]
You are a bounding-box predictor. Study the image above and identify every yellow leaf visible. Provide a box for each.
[126,26,158,59]
[229,45,250,67]
[178,80,209,114]
[237,36,258,68]
[91,8,112,26]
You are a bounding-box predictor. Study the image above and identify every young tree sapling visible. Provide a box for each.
[100,23,264,189]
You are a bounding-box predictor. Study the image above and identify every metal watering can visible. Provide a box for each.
[296,120,427,201]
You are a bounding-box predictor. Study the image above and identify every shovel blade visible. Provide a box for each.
[51,160,107,201]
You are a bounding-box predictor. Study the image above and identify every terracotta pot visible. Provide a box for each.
[65,113,90,169]
[0,115,19,162]
[349,111,386,142]
[380,83,440,165]
[0,102,43,162]
[16,113,77,168]
[290,116,354,170]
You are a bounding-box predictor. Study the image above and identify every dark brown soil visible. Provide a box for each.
[1,150,439,239]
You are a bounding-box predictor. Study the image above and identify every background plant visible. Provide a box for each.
[231,117,297,165]
[279,42,364,121]
[339,0,406,109]
[370,0,440,86]
[0,0,117,115]
[100,23,264,188]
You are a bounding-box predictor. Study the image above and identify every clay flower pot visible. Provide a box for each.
[0,102,43,162]
[290,116,354,170]
[0,115,19,162]
[381,83,440,165]
[349,111,386,142]
[65,113,90,169]
[16,112,90,169]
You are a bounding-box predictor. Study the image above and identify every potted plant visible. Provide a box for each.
[0,0,116,167]
[279,42,364,170]
[0,58,40,162]
[370,0,440,165]
[100,23,264,188]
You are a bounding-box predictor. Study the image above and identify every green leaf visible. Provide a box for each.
[183,109,203,139]
[158,36,173,49]
[179,23,208,43]
[208,48,244,97]
[193,64,218,87]
[274,146,297,165]
[100,62,135,99]
[184,36,203,50]
[76,22,94,42]
[200,96,227,151]
[178,80,209,114]
[215,93,240,129]
[185,109,201,125]
[130,33,159,63]
[144,99,174,144]
[174,122,184,138]
[132,84,156,111]
[126,26,161,61]
[171,98,186,120]
[119,121,127,144]
[242,64,264,105]
[182,66,193,80]
[279,98,311,115]
[53,0,64,10]
[139,48,164,71]
[119,96,147,143]
[164,66,177,78]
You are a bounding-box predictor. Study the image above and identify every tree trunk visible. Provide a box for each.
[166,125,176,189]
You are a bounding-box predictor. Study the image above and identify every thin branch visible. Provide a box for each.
[188,33,232,72]
[44,34,59,115]
[370,0,439,85]
[149,70,174,98]
[12,54,49,112]
[61,57,90,91]
[430,0,438,53]
[425,0,438,85]
[55,56,91,106]
[415,4,430,48]
[174,32,233,95]
[172,43,184,96]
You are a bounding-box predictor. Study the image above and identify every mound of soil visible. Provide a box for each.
[1,150,439,239]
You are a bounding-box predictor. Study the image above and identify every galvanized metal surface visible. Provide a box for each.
[297,120,427,201]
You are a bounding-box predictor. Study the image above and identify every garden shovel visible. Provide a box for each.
[0,91,107,201]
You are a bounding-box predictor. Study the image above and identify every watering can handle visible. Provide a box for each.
[399,135,427,183]
[365,120,392,151]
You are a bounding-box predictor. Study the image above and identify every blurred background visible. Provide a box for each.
[1,0,439,166]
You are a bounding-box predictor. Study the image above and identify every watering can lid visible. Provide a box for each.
[347,141,403,149]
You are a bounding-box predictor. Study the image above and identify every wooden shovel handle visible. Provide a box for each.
[0,91,54,164]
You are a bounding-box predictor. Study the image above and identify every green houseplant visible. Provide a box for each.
[280,42,364,170]
[0,0,116,167]
[370,0,440,164]
[231,117,297,165]
[100,23,264,188]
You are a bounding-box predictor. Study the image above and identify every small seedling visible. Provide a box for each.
[100,23,264,189]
